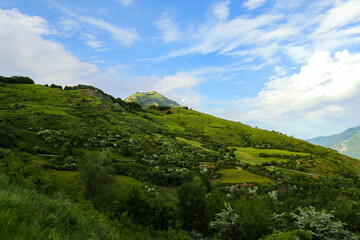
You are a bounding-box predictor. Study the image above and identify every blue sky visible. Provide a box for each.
[1,0,360,139]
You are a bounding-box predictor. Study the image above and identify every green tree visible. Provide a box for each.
[231,195,274,240]
[77,152,114,209]
[210,203,239,240]
[291,207,356,240]
[178,177,208,233]
[263,229,312,240]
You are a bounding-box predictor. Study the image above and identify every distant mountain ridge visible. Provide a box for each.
[124,91,181,108]
[308,126,360,159]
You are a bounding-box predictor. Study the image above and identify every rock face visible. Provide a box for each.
[124,91,181,108]
[308,126,360,159]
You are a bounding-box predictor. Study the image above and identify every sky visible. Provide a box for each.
[1,0,360,139]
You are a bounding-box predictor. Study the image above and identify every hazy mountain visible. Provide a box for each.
[308,126,360,159]
[124,91,181,108]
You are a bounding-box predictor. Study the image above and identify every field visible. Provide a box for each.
[233,147,311,165]
[214,169,272,185]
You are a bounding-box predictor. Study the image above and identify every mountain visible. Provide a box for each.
[1,82,359,177]
[308,126,360,159]
[1,81,360,239]
[124,91,181,108]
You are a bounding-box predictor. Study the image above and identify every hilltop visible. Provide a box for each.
[309,126,360,159]
[1,80,359,239]
[124,91,181,108]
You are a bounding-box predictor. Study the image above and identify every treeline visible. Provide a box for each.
[148,105,171,111]
[0,76,34,84]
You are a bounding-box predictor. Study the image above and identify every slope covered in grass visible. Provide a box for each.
[1,83,359,178]
[0,174,117,240]
[1,82,360,239]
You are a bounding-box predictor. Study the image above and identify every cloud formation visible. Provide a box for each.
[154,72,200,93]
[243,0,267,10]
[0,8,98,85]
[236,50,360,137]
[117,0,133,6]
[154,11,182,43]
[153,0,360,67]
[49,1,138,47]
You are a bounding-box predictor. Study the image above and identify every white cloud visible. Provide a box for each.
[57,18,80,37]
[154,72,201,93]
[81,33,103,49]
[150,0,360,71]
[117,0,133,6]
[0,8,98,86]
[317,0,360,33]
[274,66,286,76]
[243,0,267,10]
[153,13,286,62]
[1,8,55,35]
[50,2,138,47]
[154,11,182,43]
[78,15,138,46]
[212,1,230,21]
[237,50,360,136]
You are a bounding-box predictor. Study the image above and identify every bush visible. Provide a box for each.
[0,76,34,84]
[50,84,63,89]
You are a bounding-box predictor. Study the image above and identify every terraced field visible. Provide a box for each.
[233,147,311,165]
[213,168,272,185]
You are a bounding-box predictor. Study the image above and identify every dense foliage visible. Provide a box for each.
[0,75,34,84]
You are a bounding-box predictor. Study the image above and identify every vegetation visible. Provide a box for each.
[125,91,181,108]
[0,81,359,239]
[0,75,34,84]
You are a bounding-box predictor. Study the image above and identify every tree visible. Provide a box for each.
[291,207,356,240]
[232,195,274,240]
[0,75,34,84]
[178,177,208,233]
[263,229,312,240]
[77,152,114,209]
[210,203,239,240]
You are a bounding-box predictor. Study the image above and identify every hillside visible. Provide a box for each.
[124,91,181,108]
[1,81,360,239]
[308,126,360,159]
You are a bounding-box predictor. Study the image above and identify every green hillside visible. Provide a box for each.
[124,91,181,108]
[309,126,360,159]
[1,81,360,239]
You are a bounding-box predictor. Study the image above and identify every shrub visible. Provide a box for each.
[0,76,34,84]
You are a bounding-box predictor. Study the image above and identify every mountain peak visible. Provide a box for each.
[124,91,181,108]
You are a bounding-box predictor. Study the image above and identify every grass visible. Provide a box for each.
[157,186,178,202]
[214,169,272,185]
[52,171,80,198]
[114,175,143,190]
[0,174,116,240]
[233,147,311,165]
[176,137,210,151]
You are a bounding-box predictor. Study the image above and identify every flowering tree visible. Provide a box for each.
[210,203,239,239]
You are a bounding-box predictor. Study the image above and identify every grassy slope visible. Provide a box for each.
[0,174,117,240]
[1,83,359,178]
[214,169,272,185]
[2,83,360,239]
